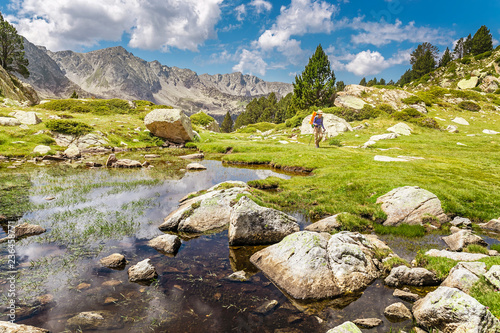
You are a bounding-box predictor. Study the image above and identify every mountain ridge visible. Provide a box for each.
[21,40,293,117]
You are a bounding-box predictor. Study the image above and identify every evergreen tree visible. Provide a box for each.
[274,93,293,124]
[336,81,345,92]
[0,13,29,78]
[291,44,336,110]
[221,111,233,133]
[454,38,465,59]
[367,77,377,87]
[397,69,413,86]
[463,34,473,56]
[359,77,367,86]
[439,47,453,67]
[471,25,493,55]
[70,90,79,99]
[410,42,438,79]
[387,79,395,86]
[379,78,386,85]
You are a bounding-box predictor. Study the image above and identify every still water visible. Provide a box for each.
[1,160,434,332]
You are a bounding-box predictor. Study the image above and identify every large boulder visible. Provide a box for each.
[33,145,51,155]
[0,321,49,333]
[144,109,194,143]
[334,95,367,110]
[442,229,487,251]
[376,186,449,226]
[250,231,388,300]
[385,266,440,287]
[299,114,352,138]
[441,262,486,293]
[387,123,412,136]
[228,196,299,245]
[457,77,479,89]
[0,117,21,126]
[159,182,250,233]
[10,111,41,125]
[413,286,500,332]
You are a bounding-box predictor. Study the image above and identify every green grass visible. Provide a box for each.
[0,173,31,219]
[491,244,500,252]
[373,223,426,237]
[470,276,500,318]
[414,251,458,280]
[464,244,489,254]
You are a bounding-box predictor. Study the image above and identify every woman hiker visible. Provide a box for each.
[312,110,326,148]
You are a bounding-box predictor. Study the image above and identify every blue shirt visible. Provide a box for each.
[313,116,325,130]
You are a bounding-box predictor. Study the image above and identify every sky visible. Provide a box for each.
[0,0,499,85]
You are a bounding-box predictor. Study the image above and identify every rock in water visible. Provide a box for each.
[144,109,194,143]
[376,186,449,226]
[480,218,500,232]
[0,321,49,332]
[385,266,440,287]
[66,311,123,331]
[228,196,299,245]
[442,229,487,251]
[250,231,387,300]
[147,234,181,255]
[326,321,362,333]
[384,302,412,321]
[128,259,157,282]
[0,223,46,243]
[413,286,500,332]
[99,253,127,268]
[352,318,383,328]
[304,213,342,233]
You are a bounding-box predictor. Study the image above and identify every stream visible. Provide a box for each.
[1,158,497,332]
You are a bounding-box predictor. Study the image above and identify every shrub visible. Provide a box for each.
[39,99,134,115]
[392,108,422,121]
[327,137,342,146]
[458,101,481,111]
[494,88,500,95]
[376,103,396,114]
[401,96,424,105]
[45,119,94,136]
[474,51,492,61]
[413,117,440,129]
[460,57,472,65]
[190,112,215,127]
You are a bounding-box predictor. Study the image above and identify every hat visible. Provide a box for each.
[317,110,323,114]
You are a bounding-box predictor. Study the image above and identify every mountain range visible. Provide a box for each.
[20,38,293,118]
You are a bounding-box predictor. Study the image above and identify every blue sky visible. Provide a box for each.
[0,0,499,84]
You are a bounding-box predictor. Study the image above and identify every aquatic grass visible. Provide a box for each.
[373,224,426,238]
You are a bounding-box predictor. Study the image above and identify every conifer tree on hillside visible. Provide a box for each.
[471,25,493,55]
[410,42,439,79]
[359,77,367,86]
[463,34,473,56]
[387,79,395,86]
[291,44,336,110]
[454,38,465,59]
[439,47,453,67]
[367,77,377,86]
[221,111,233,133]
[0,13,29,78]
[379,78,386,85]
[336,81,345,92]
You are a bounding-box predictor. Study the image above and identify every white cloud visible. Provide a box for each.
[235,4,246,21]
[350,18,454,47]
[8,0,223,52]
[232,49,267,76]
[249,0,272,14]
[345,49,410,76]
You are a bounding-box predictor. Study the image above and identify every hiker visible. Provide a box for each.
[312,110,326,148]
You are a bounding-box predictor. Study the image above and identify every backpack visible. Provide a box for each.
[309,111,317,128]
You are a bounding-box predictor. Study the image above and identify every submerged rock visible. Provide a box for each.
[393,288,421,302]
[66,310,123,331]
[250,231,389,300]
[385,266,440,287]
[148,234,181,255]
[0,223,46,243]
[352,318,383,328]
[159,181,250,233]
[376,186,449,226]
[0,321,49,333]
[228,196,299,246]
[128,259,157,282]
[254,300,279,314]
[326,321,362,333]
[99,253,127,268]
[413,286,500,332]
[442,229,487,251]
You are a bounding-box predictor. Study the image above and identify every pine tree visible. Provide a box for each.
[387,79,395,86]
[359,77,367,86]
[0,13,29,77]
[379,78,386,85]
[336,81,345,92]
[397,69,413,86]
[471,25,493,55]
[221,111,233,133]
[367,77,377,87]
[70,90,79,99]
[291,44,336,110]
[439,47,453,67]
[454,38,465,59]
[463,34,473,56]
[410,42,439,79]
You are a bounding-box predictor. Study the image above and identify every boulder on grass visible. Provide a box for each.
[376,186,449,226]
[441,262,486,293]
[228,196,299,246]
[413,286,500,332]
[144,109,194,143]
[11,111,42,125]
[299,113,352,138]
